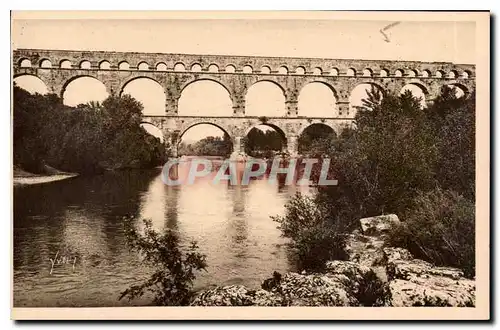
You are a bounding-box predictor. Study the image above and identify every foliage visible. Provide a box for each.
[298,124,337,156]
[272,193,348,271]
[387,188,475,278]
[178,133,232,157]
[244,127,284,158]
[119,218,207,306]
[275,85,475,274]
[427,86,475,200]
[13,85,166,174]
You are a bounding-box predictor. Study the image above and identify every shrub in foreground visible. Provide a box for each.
[272,194,349,271]
[120,218,207,305]
[388,188,475,278]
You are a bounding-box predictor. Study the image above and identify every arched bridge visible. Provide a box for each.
[13,48,475,158]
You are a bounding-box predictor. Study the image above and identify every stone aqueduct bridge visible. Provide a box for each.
[13,49,475,157]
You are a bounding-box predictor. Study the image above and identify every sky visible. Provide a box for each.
[12,16,476,142]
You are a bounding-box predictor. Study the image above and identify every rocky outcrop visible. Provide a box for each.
[191,214,475,307]
[359,214,400,236]
[383,247,475,307]
[191,261,368,306]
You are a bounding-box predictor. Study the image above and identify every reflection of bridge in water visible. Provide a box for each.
[165,156,336,187]
[13,49,475,158]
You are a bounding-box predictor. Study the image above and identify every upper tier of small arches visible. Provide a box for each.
[16,57,474,79]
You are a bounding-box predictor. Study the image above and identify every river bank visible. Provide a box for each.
[191,215,475,307]
[13,167,78,186]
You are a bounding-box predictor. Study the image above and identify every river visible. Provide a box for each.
[13,158,312,307]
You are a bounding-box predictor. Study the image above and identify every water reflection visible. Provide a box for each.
[14,162,304,307]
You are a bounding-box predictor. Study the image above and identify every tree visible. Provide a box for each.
[244,127,284,158]
[426,86,475,200]
[298,123,337,156]
[275,85,476,275]
[13,86,167,174]
[179,134,232,157]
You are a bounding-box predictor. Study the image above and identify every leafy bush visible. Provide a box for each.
[119,218,207,305]
[427,86,475,200]
[272,194,349,271]
[387,188,475,278]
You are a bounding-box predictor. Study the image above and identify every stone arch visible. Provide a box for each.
[156,62,167,71]
[244,124,288,158]
[140,121,164,143]
[313,67,323,76]
[404,81,429,95]
[243,65,253,74]
[19,58,31,67]
[120,76,163,94]
[178,121,232,143]
[444,83,469,98]
[297,81,338,117]
[178,79,233,117]
[191,63,202,72]
[61,75,108,106]
[363,68,373,77]
[421,70,431,78]
[380,69,389,77]
[208,64,219,73]
[244,122,287,141]
[395,69,404,77]
[179,78,233,102]
[225,64,236,73]
[39,59,52,68]
[245,80,287,117]
[121,76,166,115]
[349,82,385,117]
[60,59,72,69]
[174,62,186,72]
[330,68,339,76]
[80,60,91,69]
[346,68,356,77]
[295,66,306,75]
[118,61,130,70]
[408,69,418,78]
[278,66,289,75]
[462,70,472,79]
[297,121,337,138]
[448,70,458,79]
[13,74,49,95]
[260,65,271,74]
[435,70,444,78]
[401,83,429,108]
[138,61,150,70]
[99,60,111,69]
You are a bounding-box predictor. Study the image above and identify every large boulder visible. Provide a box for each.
[383,247,475,307]
[386,277,475,307]
[359,214,400,236]
[344,233,386,268]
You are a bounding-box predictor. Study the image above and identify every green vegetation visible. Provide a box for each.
[120,218,207,305]
[275,86,475,277]
[13,85,166,174]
